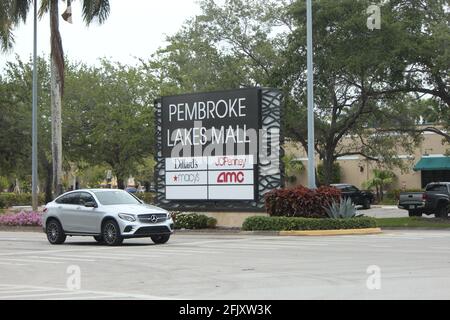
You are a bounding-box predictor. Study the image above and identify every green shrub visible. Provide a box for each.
[317,162,341,185]
[265,185,341,218]
[135,192,155,204]
[207,217,218,229]
[324,197,358,219]
[0,193,46,208]
[242,216,377,231]
[173,213,210,229]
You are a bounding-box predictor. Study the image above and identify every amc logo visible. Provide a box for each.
[217,171,245,184]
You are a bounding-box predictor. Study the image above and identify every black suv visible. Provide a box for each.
[330,184,375,209]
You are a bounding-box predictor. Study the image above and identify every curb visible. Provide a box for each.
[0,226,42,232]
[278,228,382,236]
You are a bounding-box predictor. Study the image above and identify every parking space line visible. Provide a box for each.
[0,262,28,266]
[29,255,96,262]
[47,295,126,300]
[53,254,129,260]
[0,289,53,294]
[0,284,173,300]
[0,291,85,299]
[2,258,63,264]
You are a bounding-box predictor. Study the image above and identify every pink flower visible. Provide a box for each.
[0,211,42,226]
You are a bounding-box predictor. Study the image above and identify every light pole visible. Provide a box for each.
[306,0,316,189]
[31,0,38,210]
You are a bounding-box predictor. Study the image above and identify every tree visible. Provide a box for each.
[63,60,155,189]
[144,0,287,95]
[317,162,341,186]
[370,0,450,144]
[363,169,396,202]
[0,56,54,201]
[278,0,431,185]
[281,153,304,185]
[1,0,111,197]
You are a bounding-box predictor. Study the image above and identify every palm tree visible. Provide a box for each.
[1,0,110,196]
[364,169,396,202]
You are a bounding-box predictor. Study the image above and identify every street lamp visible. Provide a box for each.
[306,0,316,189]
[32,0,38,210]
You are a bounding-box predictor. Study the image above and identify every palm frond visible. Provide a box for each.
[0,0,32,51]
[82,0,110,25]
[38,0,50,18]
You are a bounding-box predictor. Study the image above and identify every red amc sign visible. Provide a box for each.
[209,170,254,185]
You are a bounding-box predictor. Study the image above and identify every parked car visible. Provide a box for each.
[330,184,375,209]
[42,189,173,246]
[398,182,450,217]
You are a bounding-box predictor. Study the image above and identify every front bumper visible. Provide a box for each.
[118,218,174,238]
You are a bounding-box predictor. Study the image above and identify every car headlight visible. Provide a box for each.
[118,213,136,222]
[166,212,172,220]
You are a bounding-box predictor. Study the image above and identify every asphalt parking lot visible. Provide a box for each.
[0,230,449,300]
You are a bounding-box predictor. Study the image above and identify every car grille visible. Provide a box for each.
[138,213,167,224]
[134,226,171,235]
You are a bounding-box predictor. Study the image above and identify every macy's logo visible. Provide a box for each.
[217,171,245,183]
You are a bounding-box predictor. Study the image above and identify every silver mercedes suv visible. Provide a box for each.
[42,189,173,246]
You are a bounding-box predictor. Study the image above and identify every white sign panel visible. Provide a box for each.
[208,155,254,170]
[166,171,208,186]
[165,157,208,171]
[165,156,255,200]
[166,186,208,200]
[208,170,254,185]
[208,186,254,200]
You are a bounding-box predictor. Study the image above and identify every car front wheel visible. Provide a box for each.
[46,220,66,244]
[93,235,104,243]
[362,198,371,210]
[102,220,123,246]
[151,234,170,244]
[436,205,449,218]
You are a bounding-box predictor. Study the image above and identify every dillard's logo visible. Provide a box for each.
[174,158,199,170]
[217,171,245,184]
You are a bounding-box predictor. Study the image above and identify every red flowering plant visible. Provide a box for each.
[264,185,341,218]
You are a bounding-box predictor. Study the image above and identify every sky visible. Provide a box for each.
[0,0,201,72]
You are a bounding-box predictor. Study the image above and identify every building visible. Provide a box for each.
[287,130,450,190]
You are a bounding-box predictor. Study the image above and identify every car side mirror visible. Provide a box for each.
[85,201,97,208]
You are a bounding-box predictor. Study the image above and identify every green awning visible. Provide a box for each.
[413,156,450,171]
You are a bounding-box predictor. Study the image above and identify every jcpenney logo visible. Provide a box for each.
[214,156,247,168]
[217,171,245,184]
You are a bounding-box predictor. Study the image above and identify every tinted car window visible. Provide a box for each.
[55,192,80,205]
[79,192,95,205]
[426,185,448,192]
[93,190,141,205]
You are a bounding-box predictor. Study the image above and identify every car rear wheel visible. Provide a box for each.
[102,220,123,246]
[46,220,66,244]
[408,210,422,217]
[151,234,170,244]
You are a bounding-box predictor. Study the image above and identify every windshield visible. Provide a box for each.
[93,190,142,205]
